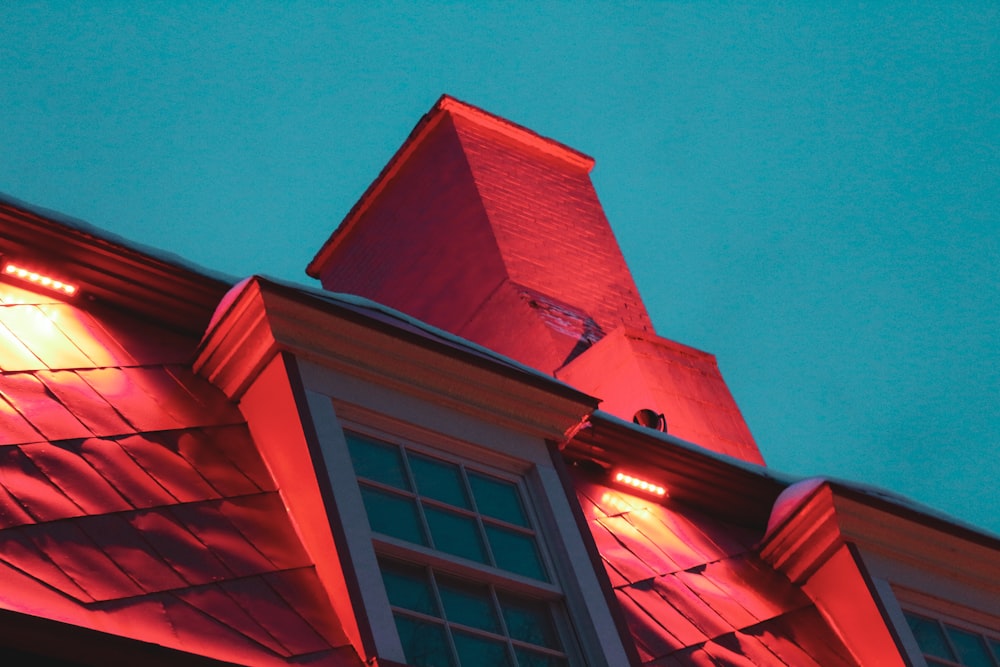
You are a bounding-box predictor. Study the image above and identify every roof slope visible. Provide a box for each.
[0,278,359,665]
[573,471,859,666]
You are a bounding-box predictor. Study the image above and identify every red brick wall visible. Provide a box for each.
[316,108,652,373]
[452,115,653,337]
[316,116,508,335]
[313,99,761,462]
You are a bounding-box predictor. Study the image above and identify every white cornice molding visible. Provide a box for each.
[759,483,845,584]
[759,482,911,667]
[759,480,1000,596]
[832,490,1000,597]
[195,278,597,440]
[194,280,278,398]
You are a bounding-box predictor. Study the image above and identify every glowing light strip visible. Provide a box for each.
[615,472,666,497]
[3,263,78,296]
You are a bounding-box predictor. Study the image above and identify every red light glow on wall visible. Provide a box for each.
[614,472,666,497]
[3,262,78,296]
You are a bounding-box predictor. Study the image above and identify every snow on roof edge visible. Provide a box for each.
[593,410,998,541]
[236,275,597,404]
[0,191,240,286]
[590,408,802,484]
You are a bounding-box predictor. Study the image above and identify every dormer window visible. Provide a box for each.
[379,558,568,667]
[345,431,574,666]
[348,433,548,580]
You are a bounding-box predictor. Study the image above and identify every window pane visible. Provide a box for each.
[946,625,995,667]
[498,594,560,649]
[905,612,955,660]
[381,560,438,616]
[513,647,569,667]
[437,574,501,634]
[360,486,427,545]
[395,615,455,667]
[425,506,488,563]
[410,454,471,509]
[347,433,410,490]
[469,473,528,527]
[486,524,546,581]
[452,630,513,667]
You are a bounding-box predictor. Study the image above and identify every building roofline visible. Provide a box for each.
[306,94,595,278]
[761,478,1000,596]
[436,95,595,170]
[196,276,599,439]
[765,477,1000,552]
[566,411,791,526]
[573,410,1000,546]
[830,478,1000,550]
[210,275,598,405]
[0,193,234,335]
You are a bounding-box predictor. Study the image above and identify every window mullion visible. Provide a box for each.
[475,513,495,568]
[461,462,498,569]
[487,584,519,667]
[939,619,964,665]
[400,446,437,550]
[427,568,462,667]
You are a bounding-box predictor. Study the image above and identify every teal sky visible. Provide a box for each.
[2,3,997,534]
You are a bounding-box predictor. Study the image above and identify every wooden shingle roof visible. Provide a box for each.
[0,275,359,665]
[574,473,859,666]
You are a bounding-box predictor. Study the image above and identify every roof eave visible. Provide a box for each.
[565,412,788,526]
[761,479,1000,594]
[0,607,244,666]
[196,276,599,440]
[0,197,232,335]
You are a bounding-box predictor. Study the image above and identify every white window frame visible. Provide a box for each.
[903,606,1000,667]
[347,426,581,665]
[891,587,1000,667]
[296,358,628,667]
[858,548,1000,667]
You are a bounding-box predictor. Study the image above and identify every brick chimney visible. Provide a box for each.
[308,96,763,464]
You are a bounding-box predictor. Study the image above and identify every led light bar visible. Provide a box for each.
[614,472,666,497]
[3,262,78,296]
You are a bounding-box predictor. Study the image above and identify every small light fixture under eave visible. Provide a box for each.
[3,261,79,297]
[633,408,667,432]
[614,471,667,498]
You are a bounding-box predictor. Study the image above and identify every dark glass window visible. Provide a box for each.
[380,559,568,667]
[346,431,574,666]
[904,611,1000,667]
[348,436,409,490]
[359,486,427,545]
[346,432,549,582]
[469,472,529,527]
[411,453,471,508]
